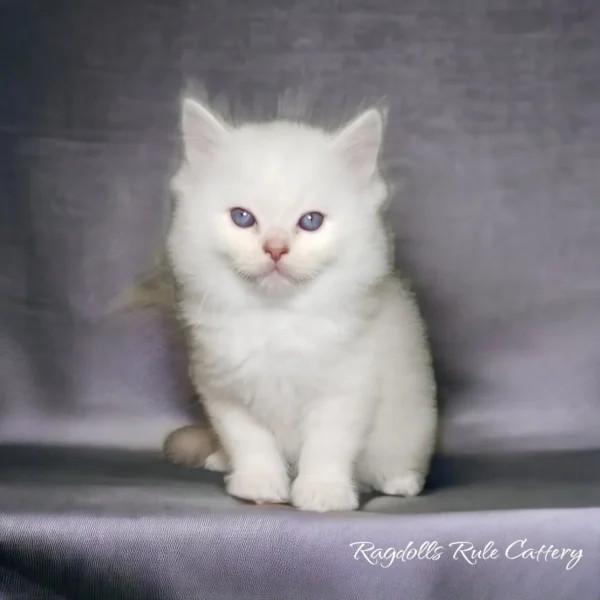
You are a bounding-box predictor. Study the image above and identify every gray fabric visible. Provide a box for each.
[0,447,599,599]
[1,0,599,598]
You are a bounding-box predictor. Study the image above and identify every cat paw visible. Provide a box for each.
[291,478,358,512]
[204,450,229,473]
[226,469,290,504]
[377,470,425,497]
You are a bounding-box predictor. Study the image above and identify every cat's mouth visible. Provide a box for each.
[233,261,314,289]
[259,263,294,282]
[256,261,312,288]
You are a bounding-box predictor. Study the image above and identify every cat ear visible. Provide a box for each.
[181,97,229,163]
[332,108,385,183]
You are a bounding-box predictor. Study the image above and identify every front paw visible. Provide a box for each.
[226,468,290,504]
[291,477,358,512]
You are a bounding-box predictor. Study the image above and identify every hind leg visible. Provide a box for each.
[204,449,229,472]
[358,388,437,497]
[374,470,426,497]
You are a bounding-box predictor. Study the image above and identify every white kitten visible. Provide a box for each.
[167,96,437,512]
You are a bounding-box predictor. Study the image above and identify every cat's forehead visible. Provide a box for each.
[211,121,347,213]
[227,121,335,172]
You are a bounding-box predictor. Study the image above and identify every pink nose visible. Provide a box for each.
[263,244,289,262]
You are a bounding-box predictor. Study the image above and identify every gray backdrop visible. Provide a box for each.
[0,0,599,598]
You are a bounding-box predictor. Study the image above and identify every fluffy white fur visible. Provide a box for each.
[167,97,437,512]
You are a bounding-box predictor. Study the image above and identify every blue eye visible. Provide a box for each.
[230,207,256,228]
[298,212,325,232]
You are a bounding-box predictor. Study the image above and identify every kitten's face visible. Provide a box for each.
[211,197,336,293]
[169,99,389,300]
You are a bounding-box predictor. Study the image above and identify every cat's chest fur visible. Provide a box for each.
[188,304,350,456]
[194,306,345,399]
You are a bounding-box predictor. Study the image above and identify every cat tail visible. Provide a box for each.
[163,424,219,468]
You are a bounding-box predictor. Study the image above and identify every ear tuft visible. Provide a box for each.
[332,108,385,183]
[181,97,229,163]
